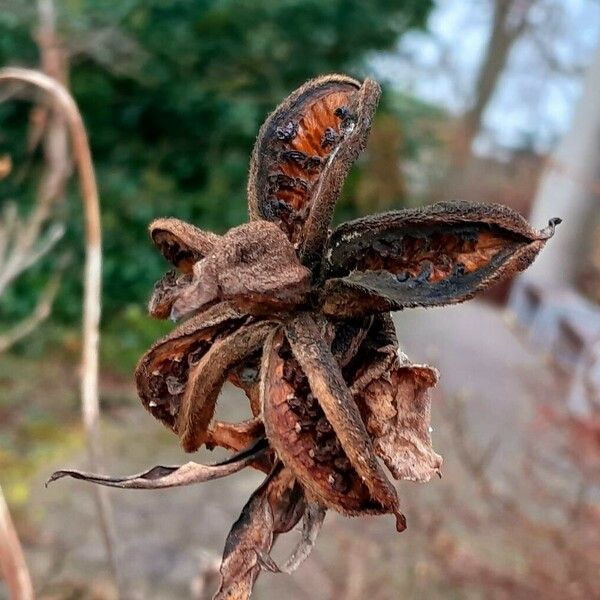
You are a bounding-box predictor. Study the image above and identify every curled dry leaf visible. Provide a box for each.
[48,438,269,489]
[349,315,442,482]
[52,74,559,600]
[214,465,304,600]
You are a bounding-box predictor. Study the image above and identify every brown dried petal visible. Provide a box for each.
[322,201,561,317]
[47,438,268,490]
[350,317,442,482]
[135,302,246,432]
[150,217,220,272]
[214,465,304,600]
[171,221,311,320]
[248,74,368,249]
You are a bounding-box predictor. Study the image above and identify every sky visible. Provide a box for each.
[372,0,600,154]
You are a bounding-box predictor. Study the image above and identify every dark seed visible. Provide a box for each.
[321,127,338,148]
[330,471,351,493]
[276,121,298,141]
[415,261,433,283]
[334,106,350,119]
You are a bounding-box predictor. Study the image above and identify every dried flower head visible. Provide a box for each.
[49,75,559,599]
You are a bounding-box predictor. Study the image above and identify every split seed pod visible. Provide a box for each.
[50,74,559,600]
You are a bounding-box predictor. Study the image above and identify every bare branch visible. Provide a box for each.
[0,66,122,595]
[0,484,34,600]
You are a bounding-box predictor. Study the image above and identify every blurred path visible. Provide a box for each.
[21,301,562,599]
[394,300,561,462]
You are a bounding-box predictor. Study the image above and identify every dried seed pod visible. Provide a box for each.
[150,217,220,273]
[262,322,404,529]
[248,74,380,264]
[148,270,193,319]
[135,302,246,432]
[215,465,304,600]
[350,314,442,482]
[50,73,561,600]
[227,351,263,416]
[322,202,561,317]
[171,221,311,320]
[178,320,276,452]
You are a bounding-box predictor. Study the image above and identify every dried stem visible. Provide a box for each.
[0,484,34,600]
[0,67,122,595]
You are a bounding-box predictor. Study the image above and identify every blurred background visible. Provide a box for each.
[1,1,599,598]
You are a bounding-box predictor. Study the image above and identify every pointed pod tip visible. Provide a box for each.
[395,511,407,533]
[540,217,562,239]
[45,471,67,487]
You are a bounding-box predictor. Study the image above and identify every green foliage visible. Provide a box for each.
[0,0,433,363]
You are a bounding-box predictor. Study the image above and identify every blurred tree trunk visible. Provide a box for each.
[459,0,534,159]
[438,0,536,202]
[520,42,600,289]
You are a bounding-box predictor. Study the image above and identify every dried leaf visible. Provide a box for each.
[47,438,268,489]
[350,315,442,482]
[257,502,326,574]
[214,465,304,600]
[322,202,561,317]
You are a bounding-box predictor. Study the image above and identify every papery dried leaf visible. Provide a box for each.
[215,465,304,600]
[257,502,326,574]
[262,322,404,529]
[135,302,246,432]
[47,438,268,490]
[150,217,220,272]
[171,221,311,320]
[179,320,276,452]
[322,202,561,317]
[350,315,442,482]
[248,75,378,256]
